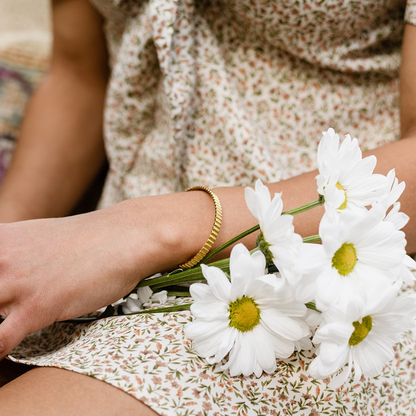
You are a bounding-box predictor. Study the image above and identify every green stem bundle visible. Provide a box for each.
[135,196,324,293]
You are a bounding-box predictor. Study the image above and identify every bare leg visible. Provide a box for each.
[0,367,158,416]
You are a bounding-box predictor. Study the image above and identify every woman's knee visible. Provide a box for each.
[0,367,158,416]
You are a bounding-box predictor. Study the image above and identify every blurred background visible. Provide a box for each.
[0,0,52,181]
[0,0,51,35]
[0,0,106,211]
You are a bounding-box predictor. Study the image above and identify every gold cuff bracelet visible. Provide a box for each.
[179,186,223,269]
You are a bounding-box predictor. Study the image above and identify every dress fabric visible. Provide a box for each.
[8,1,416,415]
[95,0,410,208]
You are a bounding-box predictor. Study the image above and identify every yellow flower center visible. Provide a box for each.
[349,316,373,346]
[332,243,357,276]
[228,296,261,332]
[336,182,348,210]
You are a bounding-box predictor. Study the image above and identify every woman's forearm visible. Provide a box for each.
[166,137,416,265]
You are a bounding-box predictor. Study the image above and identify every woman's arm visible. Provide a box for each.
[400,24,416,138]
[0,155,408,361]
[0,0,109,222]
[1,21,416,362]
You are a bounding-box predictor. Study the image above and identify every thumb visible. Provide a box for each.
[0,311,32,360]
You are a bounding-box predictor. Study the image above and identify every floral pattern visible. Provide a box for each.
[9,0,416,415]
[0,55,47,184]
[91,0,414,208]
[10,285,416,415]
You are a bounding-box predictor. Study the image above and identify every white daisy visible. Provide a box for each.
[309,282,416,387]
[122,286,153,314]
[185,244,311,377]
[397,254,416,285]
[244,179,302,280]
[290,242,328,304]
[371,169,408,228]
[316,128,388,214]
[373,169,416,285]
[296,208,407,311]
[121,287,175,314]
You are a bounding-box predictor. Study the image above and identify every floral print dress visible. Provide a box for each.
[9,1,416,415]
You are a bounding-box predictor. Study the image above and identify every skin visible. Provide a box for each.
[0,368,157,416]
[0,0,109,221]
[0,1,416,414]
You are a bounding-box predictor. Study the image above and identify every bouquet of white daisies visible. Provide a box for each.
[122,128,416,387]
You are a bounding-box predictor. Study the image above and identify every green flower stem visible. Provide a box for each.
[167,291,191,297]
[166,287,191,297]
[283,196,324,216]
[135,257,230,291]
[202,224,260,264]
[136,197,324,292]
[202,196,324,263]
[62,303,193,323]
[128,303,192,314]
[302,234,321,243]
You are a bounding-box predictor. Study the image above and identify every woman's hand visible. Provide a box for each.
[0,189,236,360]
[0,197,179,360]
[0,206,139,359]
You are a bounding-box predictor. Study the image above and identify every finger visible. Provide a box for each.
[0,274,19,305]
[0,311,32,360]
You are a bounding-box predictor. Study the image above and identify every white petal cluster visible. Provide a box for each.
[309,283,416,387]
[373,169,416,285]
[296,208,407,311]
[121,286,177,314]
[305,130,416,384]
[185,244,310,377]
[245,179,302,280]
[185,127,416,384]
[316,128,388,215]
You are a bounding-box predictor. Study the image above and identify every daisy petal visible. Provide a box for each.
[200,264,231,302]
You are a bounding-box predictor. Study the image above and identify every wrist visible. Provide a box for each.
[117,191,216,276]
[116,186,256,281]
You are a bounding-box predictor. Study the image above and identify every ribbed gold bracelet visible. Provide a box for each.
[179,186,223,269]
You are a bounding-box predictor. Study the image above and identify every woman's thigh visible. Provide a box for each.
[0,367,158,416]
